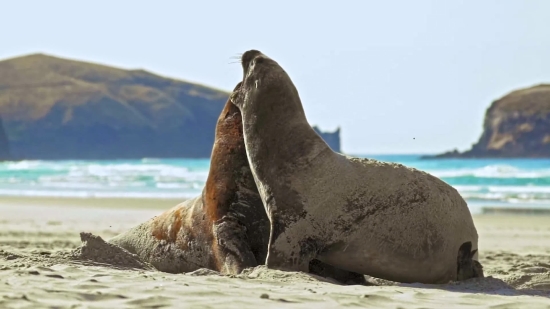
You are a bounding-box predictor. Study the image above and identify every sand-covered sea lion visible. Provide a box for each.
[109,83,268,274]
[230,49,483,284]
[109,84,366,284]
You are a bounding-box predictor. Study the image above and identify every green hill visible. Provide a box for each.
[0,54,340,159]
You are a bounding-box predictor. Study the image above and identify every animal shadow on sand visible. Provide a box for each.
[365,246,550,299]
[364,242,549,298]
[367,275,549,298]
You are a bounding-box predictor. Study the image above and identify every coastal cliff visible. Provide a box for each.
[427,84,550,159]
[0,54,341,160]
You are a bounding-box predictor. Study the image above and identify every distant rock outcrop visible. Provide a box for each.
[0,54,341,160]
[426,84,550,159]
[313,126,341,152]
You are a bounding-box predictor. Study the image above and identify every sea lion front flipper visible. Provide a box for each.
[212,214,258,274]
[265,217,317,273]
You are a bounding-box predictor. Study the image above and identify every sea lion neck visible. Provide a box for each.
[237,51,331,174]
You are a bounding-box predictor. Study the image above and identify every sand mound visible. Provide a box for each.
[70,232,154,271]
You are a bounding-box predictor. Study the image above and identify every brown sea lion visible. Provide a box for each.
[109,83,367,284]
[230,49,483,284]
[109,83,267,273]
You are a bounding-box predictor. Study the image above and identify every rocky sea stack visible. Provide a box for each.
[426,84,550,159]
[0,54,340,160]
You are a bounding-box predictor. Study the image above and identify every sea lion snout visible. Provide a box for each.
[240,50,276,81]
[229,81,244,107]
[241,49,263,70]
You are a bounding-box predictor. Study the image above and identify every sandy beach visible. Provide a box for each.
[1,197,549,309]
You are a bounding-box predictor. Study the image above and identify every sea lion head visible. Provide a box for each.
[231,49,274,107]
[456,241,484,281]
[230,49,304,118]
[240,49,264,78]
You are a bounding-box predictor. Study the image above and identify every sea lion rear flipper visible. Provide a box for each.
[457,241,472,263]
[456,241,484,281]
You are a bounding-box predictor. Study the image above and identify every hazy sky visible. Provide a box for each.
[2,0,550,154]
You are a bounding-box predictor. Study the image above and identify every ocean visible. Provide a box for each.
[1,155,550,214]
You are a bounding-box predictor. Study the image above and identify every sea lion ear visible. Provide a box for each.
[470,249,478,259]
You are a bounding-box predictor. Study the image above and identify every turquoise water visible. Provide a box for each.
[370,155,550,213]
[1,155,550,213]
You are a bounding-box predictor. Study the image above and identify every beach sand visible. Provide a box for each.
[1,197,549,308]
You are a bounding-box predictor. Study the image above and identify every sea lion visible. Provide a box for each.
[230,49,483,284]
[109,83,268,274]
[109,83,367,284]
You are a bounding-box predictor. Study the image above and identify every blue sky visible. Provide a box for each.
[2,0,550,154]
